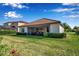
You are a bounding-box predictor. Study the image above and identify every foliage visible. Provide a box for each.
[0,30,16,35]
[73,26,79,34]
[16,32,27,35]
[47,33,66,38]
[63,23,72,32]
[43,32,49,37]
[75,31,79,35]
[73,26,78,31]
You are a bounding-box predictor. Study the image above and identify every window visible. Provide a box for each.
[21,28,25,33]
[8,23,11,25]
[11,26,16,28]
[47,27,49,32]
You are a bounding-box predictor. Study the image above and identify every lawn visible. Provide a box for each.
[0,32,79,56]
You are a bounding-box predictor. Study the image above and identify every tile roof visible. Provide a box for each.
[4,21,29,24]
[19,18,61,27]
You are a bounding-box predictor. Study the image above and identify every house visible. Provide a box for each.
[0,25,12,30]
[17,18,64,35]
[3,21,28,30]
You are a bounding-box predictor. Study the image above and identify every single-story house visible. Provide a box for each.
[17,18,64,35]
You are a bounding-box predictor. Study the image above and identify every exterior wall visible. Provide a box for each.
[49,24,59,33]
[18,27,28,33]
[24,27,28,33]
[17,27,21,32]
[11,23,17,26]
[18,23,26,26]
[49,24,64,33]
[59,25,64,33]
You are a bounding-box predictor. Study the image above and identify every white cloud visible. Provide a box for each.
[62,3,79,6]
[63,14,79,19]
[52,8,75,12]
[62,3,73,5]
[68,15,79,18]
[71,11,79,14]
[4,11,23,18]
[2,3,29,9]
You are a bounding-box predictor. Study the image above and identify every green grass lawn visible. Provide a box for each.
[0,32,79,56]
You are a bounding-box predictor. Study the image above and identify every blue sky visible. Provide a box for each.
[0,3,79,28]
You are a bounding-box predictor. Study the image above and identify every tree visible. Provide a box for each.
[63,23,72,32]
[73,26,79,31]
[73,26,79,34]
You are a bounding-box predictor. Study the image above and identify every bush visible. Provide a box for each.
[16,32,27,35]
[43,32,49,37]
[0,30,16,35]
[75,31,79,35]
[16,32,66,38]
[47,33,66,38]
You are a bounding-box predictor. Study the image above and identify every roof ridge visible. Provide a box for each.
[31,18,60,23]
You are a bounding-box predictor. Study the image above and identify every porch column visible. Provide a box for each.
[17,27,21,32]
[43,27,48,36]
[24,27,28,33]
[44,27,47,33]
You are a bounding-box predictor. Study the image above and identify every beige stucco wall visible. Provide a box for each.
[18,23,26,26]
[5,22,26,27]
[49,23,64,33]
[59,25,64,33]
[49,24,59,33]
[17,27,28,33]
[17,27,21,32]
[24,27,28,33]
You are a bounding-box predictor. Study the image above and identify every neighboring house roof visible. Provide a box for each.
[19,18,63,27]
[4,21,29,24]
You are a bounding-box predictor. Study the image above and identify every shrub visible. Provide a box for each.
[75,31,79,35]
[47,33,66,38]
[0,30,16,35]
[16,32,66,38]
[43,32,49,37]
[16,32,27,35]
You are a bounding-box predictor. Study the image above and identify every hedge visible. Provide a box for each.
[16,32,27,35]
[75,31,79,35]
[16,32,66,38]
[0,30,16,35]
[44,33,66,38]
